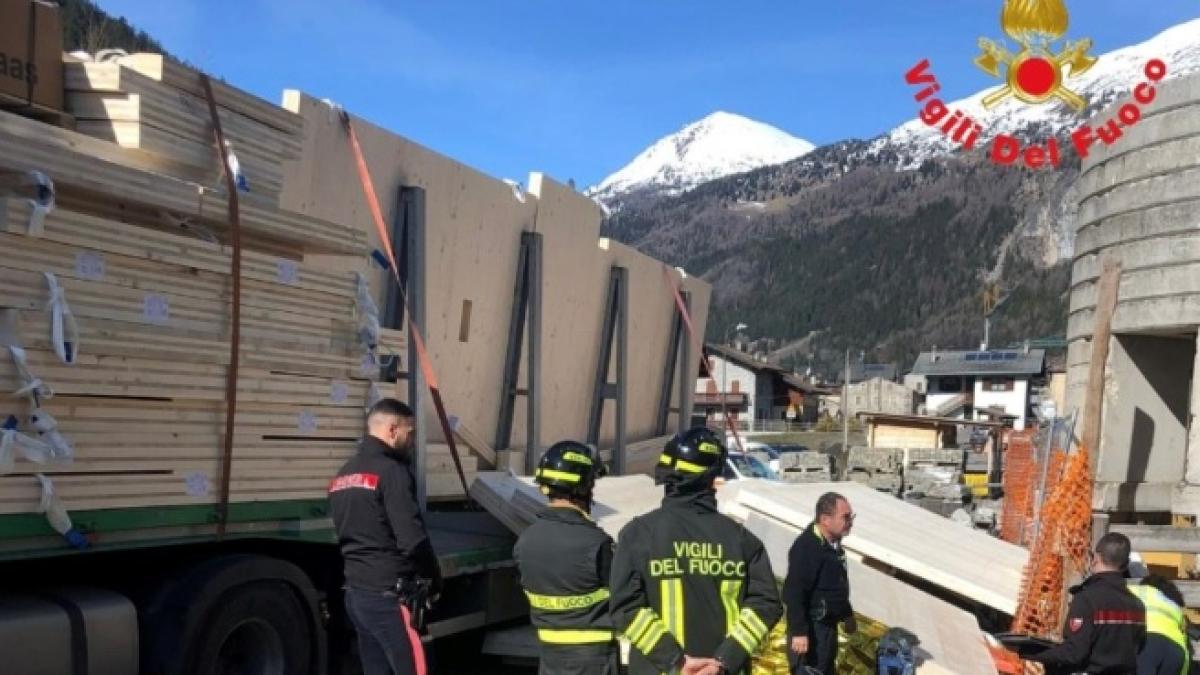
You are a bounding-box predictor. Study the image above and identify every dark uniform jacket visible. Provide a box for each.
[514,505,616,645]
[610,488,783,675]
[781,521,852,637]
[1030,571,1146,675]
[328,436,441,593]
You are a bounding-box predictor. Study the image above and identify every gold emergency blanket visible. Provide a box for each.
[752,613,889,675]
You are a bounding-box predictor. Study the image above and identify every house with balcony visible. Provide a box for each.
[695,344,819,428]
[908,348,1046,430]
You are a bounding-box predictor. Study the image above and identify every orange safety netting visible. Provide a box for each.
[1001,430,1038,545]
[1010,442,1094,663]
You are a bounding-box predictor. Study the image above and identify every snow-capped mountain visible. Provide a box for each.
[874,18,1200,168]
[587,111,815,204]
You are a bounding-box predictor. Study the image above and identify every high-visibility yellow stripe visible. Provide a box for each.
[660,578,685,648]
[537,628,616,644]
[636,622,667,654]
[536,468,581,483]
[674,459,708,474]
[739,608,769,640]
[720,580,742,634]
[624,608,655,645]
[525,587,610,611]
[731,625,758,654]
[658,454,673,465]
[561,451,593,465]
[698,441,722,455]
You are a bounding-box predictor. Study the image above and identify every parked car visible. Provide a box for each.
[774,443,811,455]
[729,439,782,474]
[722,451,780,482]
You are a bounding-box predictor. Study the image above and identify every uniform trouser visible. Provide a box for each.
[538,642,620,675]
[344,587,428,675]
[788,622,838,675]
[1138,633,1189,675]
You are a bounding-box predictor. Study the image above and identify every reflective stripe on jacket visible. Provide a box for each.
[514,505,616,646]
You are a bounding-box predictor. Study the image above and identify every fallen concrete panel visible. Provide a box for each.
[743,511,997,675]
[722,481,1026,614]
[470,471,663,538]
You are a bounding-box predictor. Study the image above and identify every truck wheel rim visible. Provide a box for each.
[217,618,286,675]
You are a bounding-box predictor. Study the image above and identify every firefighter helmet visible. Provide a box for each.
[534,440,604,498]
[655,426,727,486]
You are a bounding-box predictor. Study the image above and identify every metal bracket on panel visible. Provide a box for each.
[495,231,543,475]
[656,290,692,437]
[587,266,628,475]
[386,185,428,507]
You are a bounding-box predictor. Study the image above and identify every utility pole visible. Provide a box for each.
[842,349,850,453]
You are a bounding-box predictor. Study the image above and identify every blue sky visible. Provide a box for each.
[97,1,1197,188]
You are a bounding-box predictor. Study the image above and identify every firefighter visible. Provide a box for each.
[1027,532,1146,675]
[329,398,441,675]
[610,427,783,675]
[514,441,619,675]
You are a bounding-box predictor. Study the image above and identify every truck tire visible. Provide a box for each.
[184,580,311,675]
[141,554,325,675]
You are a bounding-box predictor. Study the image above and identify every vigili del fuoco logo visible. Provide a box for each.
[903,0,1168,170]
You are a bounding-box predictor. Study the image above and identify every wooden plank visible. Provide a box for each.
[1111,524,1200,553]
[722,481,1027,614]
[116,55,303,136]
[1172,580,1200,608]
[73,119,285,196]
[0,229,353,322]
[1081,256,1121,458]
[0,109,364,254]
[2,201,364,298]
[0,348,371,407]
[65,89,302,159]
[0,266,358,351]
[14,311,368,380]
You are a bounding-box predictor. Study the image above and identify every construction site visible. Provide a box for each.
[0,1,1199,674]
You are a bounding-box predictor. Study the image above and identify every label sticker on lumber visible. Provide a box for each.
[143,293,170,324]
[330,380,349,404]
[184,471,211,497]
[276,259,300,285]
[75,251,105,281]
[298,410,318,434]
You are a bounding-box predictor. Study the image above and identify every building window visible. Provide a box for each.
[983,378,1014,392]
[939,376,962,393]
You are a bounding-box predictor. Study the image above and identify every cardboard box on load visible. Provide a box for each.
[0,0,63,111]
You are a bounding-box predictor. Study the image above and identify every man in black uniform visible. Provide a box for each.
[782,491,856,675]
[329,398,442,675]
[610,427,783,675]
[514,441,618,675]
[1027,532,1146,675]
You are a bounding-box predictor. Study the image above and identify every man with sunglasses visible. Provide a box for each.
[782,492,857,675]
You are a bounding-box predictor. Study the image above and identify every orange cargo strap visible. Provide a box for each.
[660,266,745,454]
[200,73,243,536]
[340,112,470,498]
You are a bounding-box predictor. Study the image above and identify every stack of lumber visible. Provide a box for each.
[0,54,440,519]
[64,54,302,203]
